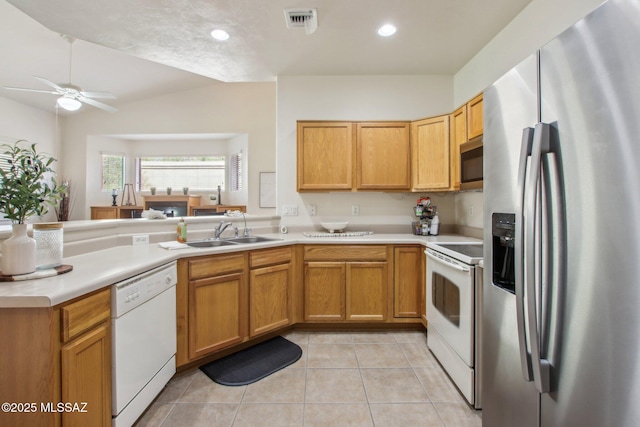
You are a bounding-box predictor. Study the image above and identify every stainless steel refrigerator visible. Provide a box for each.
[482,0,640,426]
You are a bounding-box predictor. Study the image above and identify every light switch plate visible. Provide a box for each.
[282,204,298,216]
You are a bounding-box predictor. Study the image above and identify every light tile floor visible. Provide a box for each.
[135,330,482,427]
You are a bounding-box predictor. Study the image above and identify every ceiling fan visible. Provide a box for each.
[3,34,117,112]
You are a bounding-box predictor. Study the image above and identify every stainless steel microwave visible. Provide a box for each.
[460,137,483,190]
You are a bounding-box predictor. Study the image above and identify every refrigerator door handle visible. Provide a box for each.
[516,127,535,382]
[525,123,552,393]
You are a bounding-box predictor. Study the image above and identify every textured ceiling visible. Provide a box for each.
[7,0,531,81]
[0,0,532,113]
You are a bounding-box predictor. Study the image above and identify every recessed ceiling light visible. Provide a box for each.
[210,29,230,41]
[377,24,397,37]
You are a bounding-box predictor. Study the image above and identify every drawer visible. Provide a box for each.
[188,253,246,279]
[60,288,111,343]
[250,247,292,269]
[304,245,388,261]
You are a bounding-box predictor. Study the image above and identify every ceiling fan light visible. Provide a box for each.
[377,24,397,37]
[57,95,82,111]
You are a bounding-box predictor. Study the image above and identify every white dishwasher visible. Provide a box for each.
[111,261,177,427]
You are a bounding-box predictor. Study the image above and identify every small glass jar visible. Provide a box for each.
[33,223,63,269]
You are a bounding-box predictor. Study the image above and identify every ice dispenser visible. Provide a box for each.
[492,213,516,293]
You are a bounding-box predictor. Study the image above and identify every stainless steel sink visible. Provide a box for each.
[187,239,238,248]
[227,236,279,244]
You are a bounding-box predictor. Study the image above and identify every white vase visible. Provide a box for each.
[1,224,36,275]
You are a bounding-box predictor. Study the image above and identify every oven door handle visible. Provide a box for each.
[425,250,470,272]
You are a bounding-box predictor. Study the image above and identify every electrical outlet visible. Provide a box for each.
[469,206,474,216]
[132,234,149,245]
[352,205,360,216]
[309,204,317,216]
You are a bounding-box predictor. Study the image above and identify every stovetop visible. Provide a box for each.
[437,243,484,258]
[426,242,483,265]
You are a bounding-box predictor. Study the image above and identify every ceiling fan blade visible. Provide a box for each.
[80,90,116,99]
[3,86,59,95]
[33,76,64,92]
[79,96,118,113]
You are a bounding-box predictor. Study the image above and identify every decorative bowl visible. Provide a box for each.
[320,222,348,233]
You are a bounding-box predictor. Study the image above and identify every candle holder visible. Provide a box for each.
[111,194,118,207]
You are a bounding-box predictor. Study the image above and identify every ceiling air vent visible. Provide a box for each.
[284,8,318,34]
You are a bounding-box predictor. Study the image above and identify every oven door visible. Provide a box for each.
[426,248,474,365]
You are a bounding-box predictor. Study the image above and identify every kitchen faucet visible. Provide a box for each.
[214,221,232,239]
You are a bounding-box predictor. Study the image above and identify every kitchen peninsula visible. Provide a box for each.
[0,215,479,426]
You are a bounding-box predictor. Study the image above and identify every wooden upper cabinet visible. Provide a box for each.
[449,105,467,191]
[467,93,484,139]
[356,122,411,191]
[297,121,354,191]
[411,115,450,191]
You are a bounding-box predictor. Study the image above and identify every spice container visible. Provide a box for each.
[33,222,63,269]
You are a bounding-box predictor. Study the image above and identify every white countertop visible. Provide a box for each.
[0,232,480,308]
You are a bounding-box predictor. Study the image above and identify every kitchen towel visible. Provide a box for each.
[158,241,189,250]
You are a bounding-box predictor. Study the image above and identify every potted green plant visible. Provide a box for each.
[0,141,66,275]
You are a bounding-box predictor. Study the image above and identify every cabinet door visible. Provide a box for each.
[467,93,484,139]
[189,272,247,358]
[250,263,291,337]
[449,105,467,191]
[304,262,345,321]
[393,246,423,318]
[356,122,411,190]
[61,323,111,427]
[347,262,388,321]
[411,115,451,191]
[297,121,354,191]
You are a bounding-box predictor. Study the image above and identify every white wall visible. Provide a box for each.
[454,0,605,105]
[84,136,245,209]
[276,75,457,230]
[0,96,61,223]
[60,81,276,219]
[451,0,605,229]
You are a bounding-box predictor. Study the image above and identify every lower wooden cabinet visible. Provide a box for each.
[249,247,292,337]
[0,288,112,427]
[393,246,424,318]
[347,262,388,321]
[187,253,248,360]
[61,323,111,427]
[179,248,294,364]
[304,262,346,321]
[303,245,390,322]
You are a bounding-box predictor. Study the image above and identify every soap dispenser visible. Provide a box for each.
[430,213,440,235]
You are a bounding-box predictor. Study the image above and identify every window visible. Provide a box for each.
[102,153,125,191]
[230,152,243,191]
[135,156,226,191]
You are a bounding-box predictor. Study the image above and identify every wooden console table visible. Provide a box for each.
[91,206,144,219]
[143,195,202,211]
[189,205,246,216]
